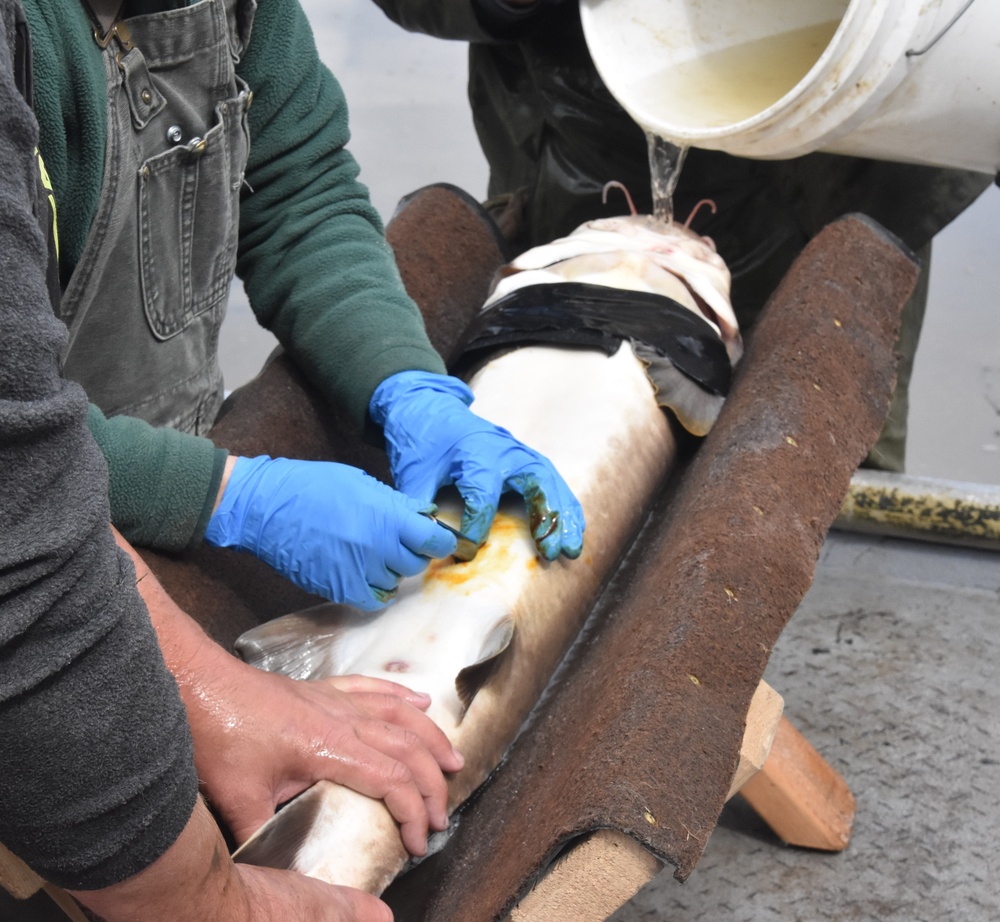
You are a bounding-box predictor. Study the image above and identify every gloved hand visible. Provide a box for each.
[204,456,458,610]
[369,370,585,560]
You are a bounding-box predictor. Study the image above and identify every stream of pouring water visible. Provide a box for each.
[648,133,689,224]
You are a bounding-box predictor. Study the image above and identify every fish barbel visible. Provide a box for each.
[233,211,741,892]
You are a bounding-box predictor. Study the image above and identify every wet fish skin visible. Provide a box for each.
[233,213,739,893]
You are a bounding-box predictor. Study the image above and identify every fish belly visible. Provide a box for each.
[234,342,679,891]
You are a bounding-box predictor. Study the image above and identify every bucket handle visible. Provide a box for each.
[906,0,977,57]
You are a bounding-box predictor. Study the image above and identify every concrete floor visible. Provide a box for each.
[611,530,1000,921]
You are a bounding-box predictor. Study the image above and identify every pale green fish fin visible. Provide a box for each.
[454,617,515,718]
[632,340,726,438]
[235,603,367,679]
[233,784,325,870]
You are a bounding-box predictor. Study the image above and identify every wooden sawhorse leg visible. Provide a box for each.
[739,712,855,852]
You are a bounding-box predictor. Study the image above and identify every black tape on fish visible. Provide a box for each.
[452,282,732,396]
[451,282,733,437]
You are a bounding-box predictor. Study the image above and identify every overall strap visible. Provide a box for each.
[80,0,125,37]
[78,0,131,50]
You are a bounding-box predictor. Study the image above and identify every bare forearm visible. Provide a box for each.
[113,527,235,690]
[68,799,245,922]
[97,539,400,920]
[113,529,459,854]
[68,798,392,922]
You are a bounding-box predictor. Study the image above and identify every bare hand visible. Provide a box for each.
[117,530,463,857]
[237,863,393,922]
[184,666,464,854]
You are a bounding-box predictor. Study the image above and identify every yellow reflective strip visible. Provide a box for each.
[34,147,59,260]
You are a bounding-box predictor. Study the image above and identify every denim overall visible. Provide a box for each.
[60,0,255,434]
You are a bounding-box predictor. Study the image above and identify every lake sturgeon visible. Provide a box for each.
[233,201,742,893]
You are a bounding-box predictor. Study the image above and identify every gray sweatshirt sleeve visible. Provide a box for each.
[0,0,198,890]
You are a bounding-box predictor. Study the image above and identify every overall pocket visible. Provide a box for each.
[138,84,251,341]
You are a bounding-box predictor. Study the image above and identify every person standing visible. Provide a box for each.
[369,0,992,470]
[4,0,585,917]
[2,2,441,917]
[23,0,584,603]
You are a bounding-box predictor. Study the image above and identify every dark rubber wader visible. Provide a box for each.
[61,0,255,434]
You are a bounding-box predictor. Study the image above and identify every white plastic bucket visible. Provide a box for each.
[579,0,1000,173]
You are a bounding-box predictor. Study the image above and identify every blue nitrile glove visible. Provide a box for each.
[204,456,458,610]
[369,370,585,560]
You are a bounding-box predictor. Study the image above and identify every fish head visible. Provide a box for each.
[499,213,740,362]
[581,213,726,266]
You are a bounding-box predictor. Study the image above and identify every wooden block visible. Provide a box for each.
[42,885,91,922]
[727,681,784,799]
[0,841,43,900]
[508,832,659,922]
[506,679,785,922]
[739,715,855,852]
[1,843,91,921]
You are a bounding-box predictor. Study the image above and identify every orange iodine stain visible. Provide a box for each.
[423,513,537,588]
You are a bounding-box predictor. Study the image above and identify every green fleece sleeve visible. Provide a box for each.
[87,404,229,552]
[235,0,446,429]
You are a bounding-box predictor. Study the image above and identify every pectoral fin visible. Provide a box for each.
[633,340,726,437]
[234,784,325,870]
[455,617,515,716]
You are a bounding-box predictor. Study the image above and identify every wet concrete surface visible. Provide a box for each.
[611,531,1000,922]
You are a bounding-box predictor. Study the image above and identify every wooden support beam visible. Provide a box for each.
[507,832,660,922]
[738,714,856,852]
[41,886,91,922]
[727,681,784,799]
